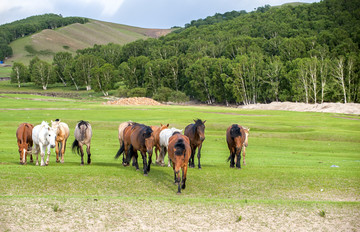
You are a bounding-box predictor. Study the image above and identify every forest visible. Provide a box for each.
[10,0,360,104]
[0,14,88,61]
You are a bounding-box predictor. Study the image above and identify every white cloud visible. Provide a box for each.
[99,0,125,16]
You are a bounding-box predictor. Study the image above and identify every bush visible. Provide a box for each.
[128,88,147,97]
[153,87,189,103]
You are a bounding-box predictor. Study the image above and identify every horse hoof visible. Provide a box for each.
[144,173,148,176]
[177,192,181,195]
[56,160,60,163]
[136,168,139,171]
[30,160,33,163]
[80,163,84,166]
[36,163,39,166]
[198,167,202,170]
[60,160,64,164]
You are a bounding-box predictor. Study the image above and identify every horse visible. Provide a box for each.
[226,124,250,168]
[16,123,34,164]
[150,123,169,165]
[72,120,92,165]
[116,123,154,176]
[167,132,191,194]
[234,127,250,166]
[32,121,56,166]
[184,119,206,169]
[158,127,183,167]
[116,121,133,163]
[51,119,70,163]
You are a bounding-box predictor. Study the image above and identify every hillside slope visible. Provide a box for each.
[7,19,172,65]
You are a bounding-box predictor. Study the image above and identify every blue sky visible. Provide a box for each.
[1,0,320,28]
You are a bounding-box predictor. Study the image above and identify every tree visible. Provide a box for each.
[53,52,73,86]
[91,63,118,96]
[73,54,104,90]
[31,60,54,90]
[332,56,347,103]
[263,56,283,102]
[10,62,29,87]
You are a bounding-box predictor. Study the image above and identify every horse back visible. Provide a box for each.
[17,123,34,146]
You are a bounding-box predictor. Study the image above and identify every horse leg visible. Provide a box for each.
[40,144,46,166]
[141,151,148,176]
[80,146,85,165]
[181,167,187,190]
[86,145,91,164]
[33,145,39,166]
[189,148,195,168]
[236,151,241,169]
[147,152,152,173]
[197,144,203,169]
[175,170,181,194]
[243,146,246,166]
[45,144,50,166]
[61,139,67,163]
[230,152,235,168]
[134,152,139,170]
[55,140,60,163]
[29,146,33,163]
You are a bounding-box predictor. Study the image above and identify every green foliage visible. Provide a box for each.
[91,63,118,96]
[30,60,55,90]
[128,87,147,97]
[10,62,29,87]
[319,210,326,217]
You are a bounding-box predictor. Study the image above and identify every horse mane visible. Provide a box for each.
[174,139,186,156]
[77,120,89,129]
[172,131,181,136]
[230,124,242,138]
[40,121,49,128]
[132,123,153,139]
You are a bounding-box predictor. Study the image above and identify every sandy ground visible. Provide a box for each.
[238,102,360,115]
[1,198,359,232]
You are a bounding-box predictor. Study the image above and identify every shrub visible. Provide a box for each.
[128,88,147,97]
[168,91,189,103]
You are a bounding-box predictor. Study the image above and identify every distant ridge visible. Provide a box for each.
[8,19,172,65]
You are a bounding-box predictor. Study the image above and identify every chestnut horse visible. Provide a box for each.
[72,120,92,165]
[115,123,154,176]
[184,119,206,169]
[51,119,70,163]
[116,121,133,163]
[226,124,250,168]
[150,123,169,165]
[158,127,183,167]
[16,123,34,164]
[168,132,191,194]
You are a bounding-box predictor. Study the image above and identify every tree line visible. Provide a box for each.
[0,14,88,61]
[11,0,360,104]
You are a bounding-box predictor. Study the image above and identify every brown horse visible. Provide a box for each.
[51,119,70,163]
[184,119,206,169]
[168,132,191,194]
[235,127,250,166]
[150,123,169,165]
[115,123,154,176]
[116,121,133,163]
[16,123,34,164]
[226,124,249,168]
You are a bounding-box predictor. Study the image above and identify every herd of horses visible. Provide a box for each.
[16,119,249,194]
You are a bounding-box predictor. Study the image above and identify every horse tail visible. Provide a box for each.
[126,144,136,164]
[174,139,186,156]
[72,139,80,156]
[115,142,124,159]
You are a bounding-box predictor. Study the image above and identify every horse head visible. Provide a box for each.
[46,126,57,148]
[194,119,206,141]
[142,126,154,155]
[51,119,61,132]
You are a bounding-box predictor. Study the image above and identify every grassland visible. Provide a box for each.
[0,93,359,231]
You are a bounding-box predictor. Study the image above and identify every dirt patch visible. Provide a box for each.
[0,198,358,232]
[103,97,163,106]
[238,102,360,115]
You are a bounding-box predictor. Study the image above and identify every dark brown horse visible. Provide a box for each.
[184,119,206,169]
[226,124,249,169]
[168,132,191,194]
[115,123,154,176]
[16,123,34,164]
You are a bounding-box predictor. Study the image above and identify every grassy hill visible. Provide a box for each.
[7,19,172,65]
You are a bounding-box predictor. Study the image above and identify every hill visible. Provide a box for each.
[7,19,172,65]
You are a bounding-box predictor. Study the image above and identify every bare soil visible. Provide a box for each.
[1,198,358,232]
[104,97,163,106]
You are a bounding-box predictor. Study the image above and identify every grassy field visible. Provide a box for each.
[0,93,359,231]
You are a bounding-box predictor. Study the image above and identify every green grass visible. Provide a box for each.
[0,93,359,205]
[0,67,11,78]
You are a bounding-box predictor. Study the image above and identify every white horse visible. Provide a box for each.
[32,121,56,166]
[158,127,183,167]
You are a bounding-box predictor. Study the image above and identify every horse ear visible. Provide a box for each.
[167,124,169,127]
[48,127,50,131]
[51,120,53,123]
[248,128,250,131]
[193,119,196,123]
[203,120,206,124]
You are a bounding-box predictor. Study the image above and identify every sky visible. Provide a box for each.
[1,0,321,29]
